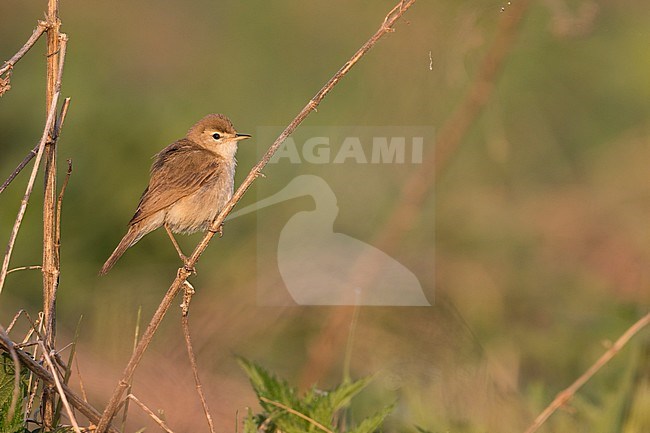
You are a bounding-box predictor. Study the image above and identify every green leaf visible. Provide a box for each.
[237,357,300,411]
[327,377,373,411]
[347,403,394,433]
[239,358,393,433]
[0,353,29,433]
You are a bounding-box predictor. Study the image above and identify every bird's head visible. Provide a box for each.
[187,113,251,158]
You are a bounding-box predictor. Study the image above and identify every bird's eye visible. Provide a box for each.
[212,132,221,140]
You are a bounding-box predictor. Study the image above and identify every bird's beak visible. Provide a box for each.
[235,133,252,141]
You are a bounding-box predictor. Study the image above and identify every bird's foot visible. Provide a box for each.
[178,254,196,275]
[209,224,224,237]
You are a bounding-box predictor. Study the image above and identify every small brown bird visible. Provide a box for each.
[100,114,251,275]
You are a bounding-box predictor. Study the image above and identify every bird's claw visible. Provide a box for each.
[183,263,197,275]
[209,224,224,237]
[179,255,196,275]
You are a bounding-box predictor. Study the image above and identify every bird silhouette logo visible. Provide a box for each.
[229,175,430,306]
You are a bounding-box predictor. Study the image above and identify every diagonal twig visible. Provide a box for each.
[0,21,48,76]
[0,34,68,296]
[0,21,49,98]
[39,341,82,433]
[0,97,70,196]
[0,332,120,433]
[524,312,650,433]
[0,144,42,195]
[94,2,417,431]
[125,394,175,433]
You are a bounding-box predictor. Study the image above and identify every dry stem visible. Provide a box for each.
[94,1,416,431]
[39,342,82,433]
[181,282,215,433]
[523,312,650,433]
[125,394,175,433]
[0,332,120,433]
[0,97,69,196]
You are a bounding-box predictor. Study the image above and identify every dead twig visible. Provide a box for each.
[0,97,70,196]
[6,265,43,275]
[180,282,216,433]
[125,394,175,433]
[524,312,650,433]
[0,21,49,96]
[39,342,82,433]
[0,144,42,195]
[55,158,73,251]
[94,2,416,431]
[0,21,48,76]
[0,333,120,433]
[120,307,142,432]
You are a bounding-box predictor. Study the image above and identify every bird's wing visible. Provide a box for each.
[129,140,222,225]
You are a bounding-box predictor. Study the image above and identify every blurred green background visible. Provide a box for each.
[1,0,649,431]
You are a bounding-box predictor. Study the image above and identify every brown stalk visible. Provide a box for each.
[523,312,650,433]
[42,0,65,426]
[94,1,417,431]
[180,282,215,433]
[300,0,531,387]
[125,394,175,433]
[0,332,120,433]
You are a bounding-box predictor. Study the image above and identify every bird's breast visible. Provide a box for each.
[164,163,235,234]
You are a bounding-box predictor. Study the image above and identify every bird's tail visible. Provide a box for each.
[99,225,141,275]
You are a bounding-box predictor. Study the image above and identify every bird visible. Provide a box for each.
[100,113,251,275]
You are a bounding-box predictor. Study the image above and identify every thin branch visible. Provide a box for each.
[7,265,42,275]
[74,357,88,403]
[120,307,142,432]
[95,2,416,431]
[126,394,175,433]
[0,97,70,196]
[260,396,335,433]
[180,282,216,433]
[0,34,68,296]
[6,310,29,333]
[524,312,650,433]
[0,144,40,195]
[0,21,48,78]
[54,315,83,427]
[39,342,82,433]
[55,158,73,250]
[0,334,120,433]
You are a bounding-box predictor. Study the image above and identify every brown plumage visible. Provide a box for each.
[100,114,251,275]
